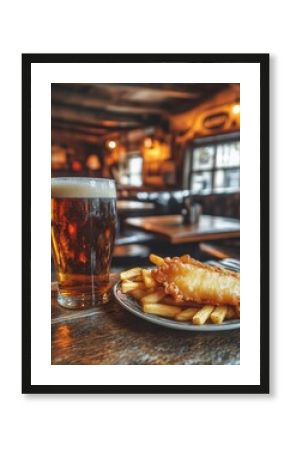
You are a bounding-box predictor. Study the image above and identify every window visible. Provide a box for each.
[188,134,240,194]
[119,154,143,186]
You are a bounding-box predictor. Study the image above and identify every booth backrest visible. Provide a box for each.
[193,193,240,219]
[124,190,240,219]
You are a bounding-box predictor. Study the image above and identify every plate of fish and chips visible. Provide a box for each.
[113,254,240,331]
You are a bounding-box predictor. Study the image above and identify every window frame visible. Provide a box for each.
[188,131,240,195]
[120,153,143,186]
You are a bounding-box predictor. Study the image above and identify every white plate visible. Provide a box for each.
[113,260,240,332]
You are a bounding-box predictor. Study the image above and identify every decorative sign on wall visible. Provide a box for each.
[203,112,229,130]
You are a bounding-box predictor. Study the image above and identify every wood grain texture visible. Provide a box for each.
[51,278,240,365]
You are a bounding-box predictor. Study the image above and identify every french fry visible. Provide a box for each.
[130,288,152,300]
[120,267,142,281]
[175,307,199,321]
[132,275,144,282]
[142,269,157,289]
[192,305,214,325]
[149,253,164,266]
[140,289,165,305]
[210,306,227,324]
[143,303,182,318]
[121,280,144,294]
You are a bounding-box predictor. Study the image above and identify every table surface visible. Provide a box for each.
[125,214,240,244]
[51,276,240,365]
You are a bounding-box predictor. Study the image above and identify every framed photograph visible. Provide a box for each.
[22,53,269,394]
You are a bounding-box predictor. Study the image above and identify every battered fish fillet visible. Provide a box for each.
[152,255,240,306]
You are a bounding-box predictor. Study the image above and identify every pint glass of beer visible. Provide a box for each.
[51,177,117,309]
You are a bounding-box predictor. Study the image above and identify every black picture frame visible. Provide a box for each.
[22,53,269,394]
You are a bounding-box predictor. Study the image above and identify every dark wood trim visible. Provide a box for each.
[51,118,139,132]
[52,100,163,124]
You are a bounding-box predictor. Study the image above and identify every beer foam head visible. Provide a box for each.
[51,177,116,199]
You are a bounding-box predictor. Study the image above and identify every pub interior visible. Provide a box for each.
[51,82,240,277]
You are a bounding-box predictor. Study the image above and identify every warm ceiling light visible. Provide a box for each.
[71,160,82,172]
[86,154,101,170]
[107,140,117,149]
[144,137,153,148]
[232,103,240,114]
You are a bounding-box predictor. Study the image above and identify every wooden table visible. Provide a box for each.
[125,214,240,244]
[51,277,240,365]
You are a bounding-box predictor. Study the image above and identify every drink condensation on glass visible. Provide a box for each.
[51,177,117,309]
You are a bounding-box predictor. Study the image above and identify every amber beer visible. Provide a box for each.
[51,178,117,308]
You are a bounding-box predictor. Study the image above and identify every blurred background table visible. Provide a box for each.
[126,214,240,244]
[51,278,240,365]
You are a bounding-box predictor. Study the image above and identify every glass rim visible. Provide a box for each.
[51,177,116,198]
[51,177,116,185]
